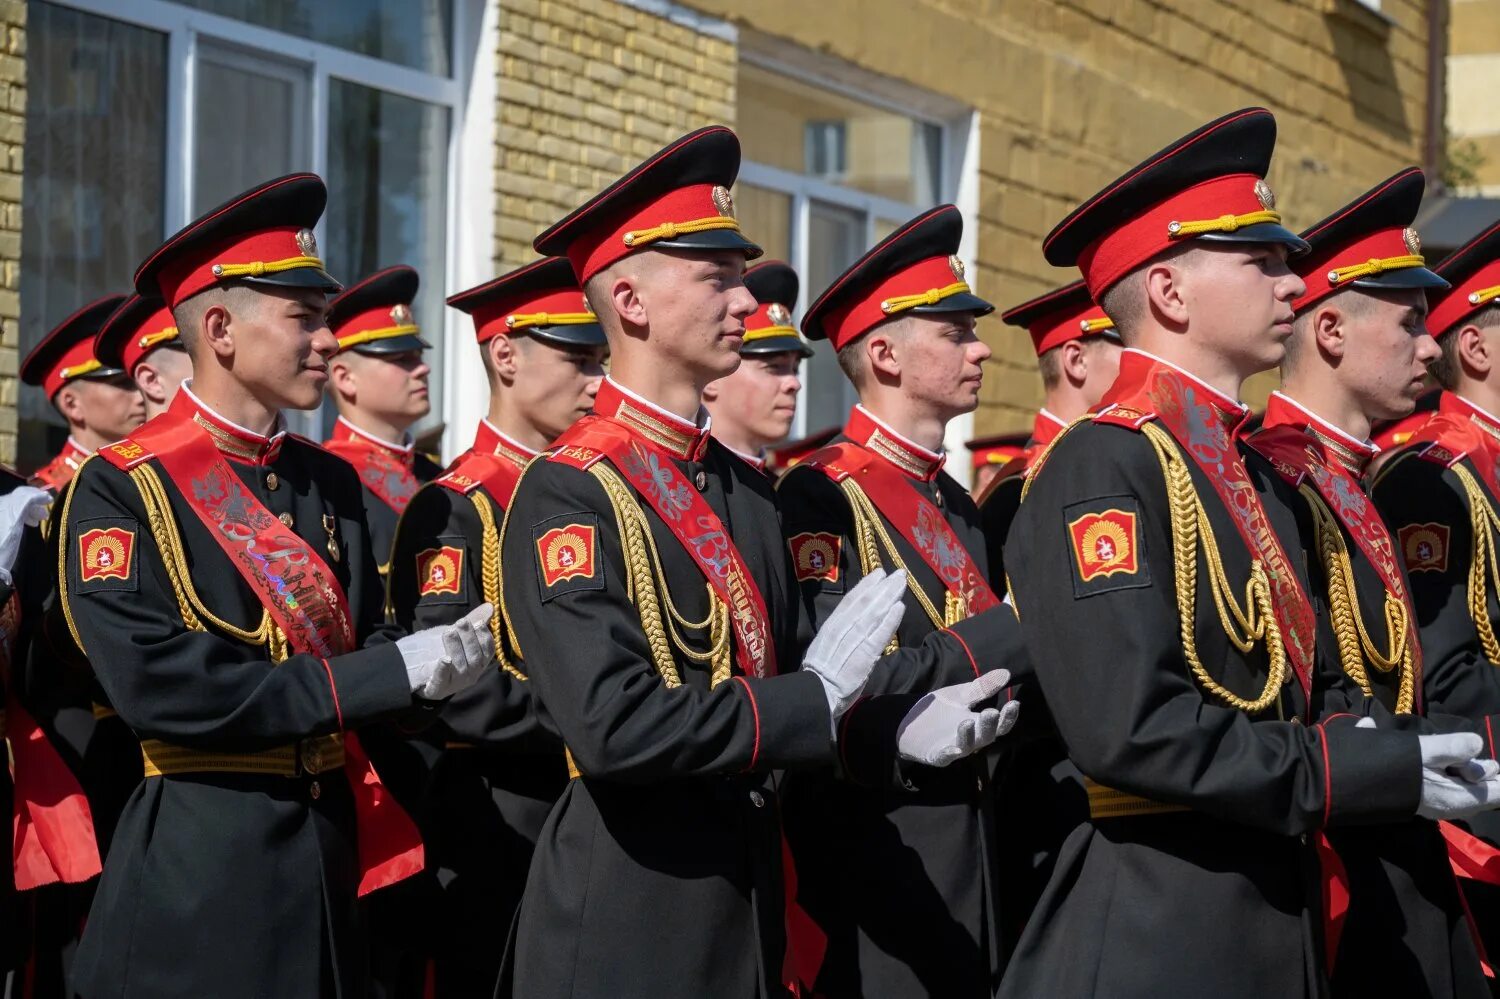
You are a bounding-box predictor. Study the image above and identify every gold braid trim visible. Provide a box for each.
[1304,485,1415,713]
[836,477,931,651]
[1141,422,1287,713]
[468,489,526,681]
[56,459,91,655]
[1452,464,1500,664]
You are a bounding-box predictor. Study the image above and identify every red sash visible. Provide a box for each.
[322,433,419,513]
[103,401,422,895]
[1247,418,1423,711]
[800,443,1000,615]
[549,415,777,678]
[1,593,101,890]
[1097,352,1317,703]
[30,439,90,493]
[1407,393,1500,500]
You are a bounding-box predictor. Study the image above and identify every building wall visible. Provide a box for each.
[493,0,737,269]
[0,0,21,466]
[1448,0,1500,195]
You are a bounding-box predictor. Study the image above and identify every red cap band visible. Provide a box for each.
[157,226,316,308]
[118,303,179,374]
[567,183,736,285]
[42,337,104,398]
[1294,226,1422,313]
[469,287,593,343]
[1431,257,1500,338]
[819,254,967,351]
[1029,302,1113,356]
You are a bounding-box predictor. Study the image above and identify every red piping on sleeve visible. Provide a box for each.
[321,658,345,731]
[1487,716,1497,760]
[733,676,762,771]
[1316,723,1333,826]
[942,626,980,678]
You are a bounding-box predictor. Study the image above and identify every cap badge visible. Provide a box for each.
[949,255,966,280]
[1254,179,1276,211]
[390,303,413,326]
[1403,227,1422,255]
[712,185,736,219]
[296,228,319,257]
[767,303,793,327]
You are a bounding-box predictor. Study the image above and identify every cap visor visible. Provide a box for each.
[907,289,996,318]
[1351,267,1450,292]
[238,266,344,293]
[349,333,432,355]
[740,334,815,358]
[1194,222,1312,258]
[652,229,764,260]
[77,366,128,381]
[526,322,609,347]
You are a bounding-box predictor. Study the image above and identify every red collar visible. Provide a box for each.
[172,383,286,465]
[593,377,711,462]
[1032,409,1068,449]
[1101,349,1248,433]
[471,419,541,470]
[843,405,945,481]
[1444,392,1500,448]
[1262,392,1376,476]
[327,417,414,468]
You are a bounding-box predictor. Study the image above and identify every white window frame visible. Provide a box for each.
[736,43,981,481]
[36,0,476,447]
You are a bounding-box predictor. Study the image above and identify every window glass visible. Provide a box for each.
[192,44,309,215]
[802,200,867,433]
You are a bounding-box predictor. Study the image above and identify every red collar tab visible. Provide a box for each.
[134,173,338,308]
[1001,279,1114,356]
[1430,218,1500,339]
[20,296,129,398]
[447,257,597,344]
[471,420,540,468]
[328,418,413,465]
[532,126,760,285]
[172,386,285,466]
[592,378,709,461]
[845,406,944,481]
[1100,350,1247,433]
[1262,392,1376,476]
[1445,392,1500,439]
[1033,409,1068,447]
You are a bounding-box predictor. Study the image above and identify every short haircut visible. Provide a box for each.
[169,281,262,354]
[835,315,915,388]
[1431,303,1500,390]
[1097,243,1201,341]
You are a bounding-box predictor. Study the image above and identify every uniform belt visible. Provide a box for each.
[140,732,345,778]
[1084,776,1191,820]
[91,702,118,720]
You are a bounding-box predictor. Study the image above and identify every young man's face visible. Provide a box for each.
[330,348,432,430]
[508,337,609,442]
[59,373,146,440]
[1337,288,1438,424]
[705,350,802,451]
[891,312,990,420]
[1187,243,1305,377]
[231,287,339,412]
[638,249,758,382]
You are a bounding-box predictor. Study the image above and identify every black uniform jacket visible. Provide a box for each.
[59,394,418,999]
[1000,355,1421,999]
[498,384,834,999]
[322,416,442,570]
[776,410,1022,999]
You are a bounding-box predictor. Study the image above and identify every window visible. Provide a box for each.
[20,0,463,467]
[735,52,971,446]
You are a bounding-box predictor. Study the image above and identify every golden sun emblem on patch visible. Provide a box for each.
[390,303,413,326]
[712,185,735,219]
[767,303,792,327]
[1254,179,1276,211]
[296,228,319,257]
[949,255,966,280]
[1404,227,1422,255]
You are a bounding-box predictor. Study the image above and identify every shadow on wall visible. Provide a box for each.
[1322,0,1411,142]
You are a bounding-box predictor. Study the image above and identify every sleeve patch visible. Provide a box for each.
[74,519,139,592]
[1398,522,1450,573]
[1064,496,1150,598]
[533,513,604,601]
[788,531,841,583]
[416,544,466,602]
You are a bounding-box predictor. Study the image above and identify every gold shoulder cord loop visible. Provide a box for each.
[1303,486,1414,713]
[836,478,941,650]
[56,459,92,654]
[1451,464,1500,664]
[1141,423,1286,713]
[468,489,526,681]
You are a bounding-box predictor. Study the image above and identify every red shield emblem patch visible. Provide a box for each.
[789,531,841,583]
[537,524,597,587]
[1068,509,1139,582]
[1398,522,1449,573]
[78,527,135,582]
[416,546,463,596]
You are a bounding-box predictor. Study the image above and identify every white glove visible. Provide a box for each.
[399,603,496,700]
[897,669,1019,767]
[1417,732,1500,819]
[802,568,908,735]
[0,486,50,587]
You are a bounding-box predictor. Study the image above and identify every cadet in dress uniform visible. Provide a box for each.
[1000,108,1492,999]
[19,299,144,492]
[765,425,839,477]
[323,266,443,570]
[1370,215,1500,979]
[497,126,998,999]
[1242,167,1488,996]
[96,293,191,420]
[704,260,813,470]
[964,433,1028,495]
[58,174,496,999]
[386,256,608,996]
[774,204,1023,999]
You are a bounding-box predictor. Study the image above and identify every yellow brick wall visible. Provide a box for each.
[0,0,20,465]
[1448,0,1500,194]
[493,0,737,269]
[683,0,1434,432]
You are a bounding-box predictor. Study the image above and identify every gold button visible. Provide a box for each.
[749,790,765,808]
[279,512,295,527]
[694,470,708,491]
[935,491,945,508]
[309,780,321,800]
[266,472,279,491]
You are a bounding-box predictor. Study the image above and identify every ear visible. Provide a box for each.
[1311,302,1347,360]
[1143,260,1190,327]
[488,335,521,385]
[702,380,721,402]
[1059,339,1088,385]
[133,365,166,406]
[866,328,902,380]
[605,272,648,330]
[53,385,85,424]
[328,355,358,402]
[202,302,235,360]
[1459,323,1493,377]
